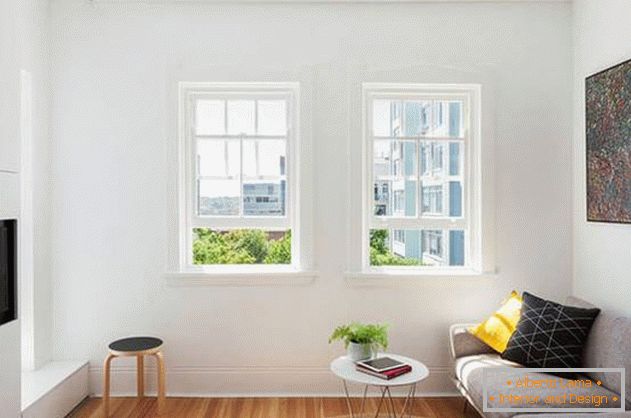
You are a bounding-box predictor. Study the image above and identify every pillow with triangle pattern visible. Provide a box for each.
[501,292,600,369]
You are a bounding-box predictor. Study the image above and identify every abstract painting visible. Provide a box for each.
[586,58,631,223]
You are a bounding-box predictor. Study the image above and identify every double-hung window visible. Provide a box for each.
[363,83,481,272]
[178,83,300,271]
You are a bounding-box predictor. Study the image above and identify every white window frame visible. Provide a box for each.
[177,82,304,274]
[361,83,482,274]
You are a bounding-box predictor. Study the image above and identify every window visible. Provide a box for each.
[363,83,480,271]
[178,83,300,270]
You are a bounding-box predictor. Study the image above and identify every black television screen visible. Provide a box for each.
[0,219,17,326]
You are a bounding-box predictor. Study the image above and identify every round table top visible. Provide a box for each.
[109,337,163,353]
[330,354,429,387]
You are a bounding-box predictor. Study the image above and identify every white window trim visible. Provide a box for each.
[172,82,315,282]
[360,83,484,275]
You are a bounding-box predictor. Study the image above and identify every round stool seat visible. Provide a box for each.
[103,336,166,417]
[108,336,163,355]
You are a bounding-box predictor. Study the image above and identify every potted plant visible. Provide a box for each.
[328,323,389,361]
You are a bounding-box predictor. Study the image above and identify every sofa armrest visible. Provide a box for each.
[449,323,495,360]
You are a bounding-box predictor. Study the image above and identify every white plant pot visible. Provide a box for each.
[347,342,376,362]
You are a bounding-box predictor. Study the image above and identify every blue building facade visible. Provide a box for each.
[379,100,465,266]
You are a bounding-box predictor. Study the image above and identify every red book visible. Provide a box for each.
[356,364,412,380]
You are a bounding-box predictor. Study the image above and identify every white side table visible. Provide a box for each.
[330,354,429,418]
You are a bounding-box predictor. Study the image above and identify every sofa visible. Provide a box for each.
[449,296,631,418]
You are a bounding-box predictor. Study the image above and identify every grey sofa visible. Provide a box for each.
[449,296,631,418]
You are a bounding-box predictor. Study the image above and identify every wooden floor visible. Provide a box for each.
[69,396,480,418]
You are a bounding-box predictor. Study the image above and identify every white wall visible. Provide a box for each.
[0,174,21,417]
[13,0,52,373]
[572,0,631,317]
[49,0,573,395]
[0,0,50,414]
[1,0,25,414]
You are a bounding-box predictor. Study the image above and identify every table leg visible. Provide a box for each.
[386,387,397,418]
[359,385,369,416]
[342,380,355,418]
[407,384,417,418]
[398,385,413,417]
[373,387,387,418]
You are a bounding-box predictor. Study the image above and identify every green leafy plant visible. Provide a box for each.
[192,228,291,265]
[328,323,389,350]
[369,229,421,266]
[264,230,292,264]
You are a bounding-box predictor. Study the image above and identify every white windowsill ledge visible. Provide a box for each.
[165,270,318,286]
[345,269,497,283]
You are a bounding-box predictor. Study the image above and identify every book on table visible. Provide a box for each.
[355,357,412,380]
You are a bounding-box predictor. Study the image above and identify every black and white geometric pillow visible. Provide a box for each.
[501,292,600,369]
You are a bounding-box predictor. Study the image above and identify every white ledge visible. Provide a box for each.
[165,270,318,286]
[22,361,88,412]
[345,269,497,283]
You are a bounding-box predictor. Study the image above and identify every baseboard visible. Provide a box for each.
[88,365,458,397]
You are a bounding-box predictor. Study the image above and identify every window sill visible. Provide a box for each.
[344,268,497,283]
[164,269,318,286]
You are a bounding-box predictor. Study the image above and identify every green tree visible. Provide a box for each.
[264,231,291,264]
[192,229,256,264]
[369,229,421,266]
[192,228,292,265]
[369,229,389,254]
[193,227,417,266]
[225,229,269,263]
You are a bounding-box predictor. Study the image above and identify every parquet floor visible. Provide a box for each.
[69,396,479,418]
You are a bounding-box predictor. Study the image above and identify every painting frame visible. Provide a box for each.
[585,57,631,224]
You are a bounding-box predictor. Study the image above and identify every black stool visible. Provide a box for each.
[103,337,165,417]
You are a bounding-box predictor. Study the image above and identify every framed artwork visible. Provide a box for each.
[586,57,631,223]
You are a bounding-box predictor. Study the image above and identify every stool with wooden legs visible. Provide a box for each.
[103,337,165,417]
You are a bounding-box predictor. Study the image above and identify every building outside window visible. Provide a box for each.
[178,83,300,269]
[364,83,479,270]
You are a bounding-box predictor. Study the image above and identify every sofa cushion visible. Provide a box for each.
[450,323,496,359]
[567,296,631,410]
[470,291,523,353]
[455,354,622,418]
[502,292,600,370]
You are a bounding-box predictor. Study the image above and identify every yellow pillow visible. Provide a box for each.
[469,291,523,353]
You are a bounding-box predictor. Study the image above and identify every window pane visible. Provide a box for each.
[419,141,446,177]
[196,100,225,135]
[449,181,463,217]
[420,140,463,218]
[373,140,417,217]
[373,100,402,137]
[373,180,416,217]
[257,100,287,135]
[374,140,416,178]
[420,181,463,218]
[198,140,239,177]
[227,100,255,135]
[404,100,463,138]
[243,179,286,217]
[197,178,240,216]
[369,229,465,266]
[243,140,286,178]
[421,184,443,215]
[449,142,462,176]
[192,229,291,265]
